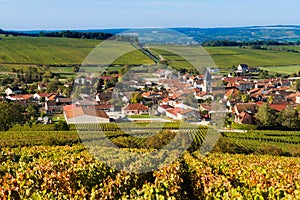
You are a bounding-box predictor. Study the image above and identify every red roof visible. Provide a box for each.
[160,105,172,110]
[166,108,182,116]
[270,103,288,112]
[256,102,288,112]
[63,104,77,112]
[122,103,148,111]
[9,94,33,100]
[65,106,109,119]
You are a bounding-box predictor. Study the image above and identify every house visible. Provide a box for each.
[5,86,22,96]
[236,81,254,91]
[194,91,214,101]
[237,64,249,73]
[64,106,110,124]
[122,103,149,116]
[235,111,256,124]
[224,88,241,100]
[75,76,93,85]
[6,94,33,101]
[234,103,257,116]
[296,93,300,104]
[158,105,173,114]
[56,97,73,105]
[165,107,198,121]
[45,100,63,114]
[96,92,113,104]
[33,93,58,102]
[38,83,48,91]
[95,104,115,112]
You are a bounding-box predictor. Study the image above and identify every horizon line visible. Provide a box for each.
[4,24,300,32]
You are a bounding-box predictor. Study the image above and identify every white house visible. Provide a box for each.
[296,93,300,104]
[122,103,149,117]
[5,87,22,96]
[166,108,197,120]
[64,106,110,124]
[237,64,249,73]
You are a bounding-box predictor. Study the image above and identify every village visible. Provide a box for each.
[2,64,300,129]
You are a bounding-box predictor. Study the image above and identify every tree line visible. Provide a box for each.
[39,30,139,42]
[201,39,300,47]
[0,29,139,42]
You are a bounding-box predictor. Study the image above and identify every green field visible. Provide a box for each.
[205,47,300,68]
[260,65,300,74]
[1,36,300,72]
[0,36,154,69]
[149,45,300,70]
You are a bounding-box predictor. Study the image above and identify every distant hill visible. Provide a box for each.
[4,25,300,44]
[172,25,300,43]
[8,25,300,43]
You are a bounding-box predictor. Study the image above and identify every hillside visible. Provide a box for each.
[149,44,300,71]
[1,36,300,74]
[18,25,300,43]
[0,36,154,67]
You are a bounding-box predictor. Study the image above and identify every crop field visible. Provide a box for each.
[222,130,300,156]
[205,47,300,68]
[149,45,300,70]
[1,36,300,72]
[1,144,300,199]
[1,124,300,198]
[260,65,300,74]
[0,36,154,69]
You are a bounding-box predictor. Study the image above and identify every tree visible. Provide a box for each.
[130,92,143,104]
[268,96,274,104]
[241,94,250,103]
[254,103,277,127]
[27,105,38,121]
[0,101,25,131]
[278,105,300,129]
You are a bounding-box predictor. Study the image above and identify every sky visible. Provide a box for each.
[0,0,299,30]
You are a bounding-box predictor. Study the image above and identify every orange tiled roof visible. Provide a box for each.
[122,103,148,111]
[9,94,33,100]
[65,106,109,119]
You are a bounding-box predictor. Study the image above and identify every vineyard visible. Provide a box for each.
[1,123,300,198]
[222,130,300,156]
[1,145,300,199]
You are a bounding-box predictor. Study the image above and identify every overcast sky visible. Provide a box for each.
[1,0,299,30]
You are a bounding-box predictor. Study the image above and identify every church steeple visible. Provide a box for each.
[203,71,212,93]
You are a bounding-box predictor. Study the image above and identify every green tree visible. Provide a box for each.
[0,101,25,131]
[27,105,38,121]
[278,105,300,129]
[130,92,143,104]
[254,103,277,127]
[241,94,250,103]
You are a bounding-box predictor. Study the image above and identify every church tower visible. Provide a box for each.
[203,71,212,93]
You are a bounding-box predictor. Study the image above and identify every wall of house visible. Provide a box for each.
[66,116,109,124]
